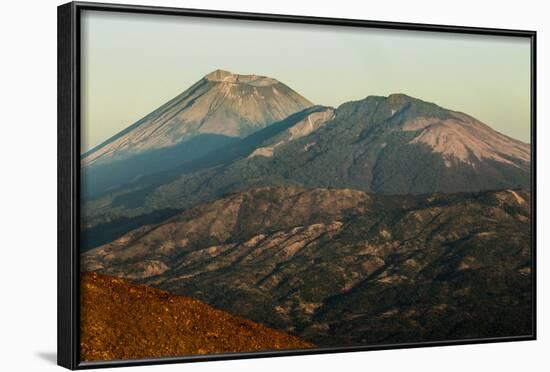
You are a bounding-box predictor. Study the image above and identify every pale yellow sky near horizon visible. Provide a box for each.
[81,10,532,153]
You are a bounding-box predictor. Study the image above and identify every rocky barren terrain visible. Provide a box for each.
[80,272,312,361]
[82,186,532,346]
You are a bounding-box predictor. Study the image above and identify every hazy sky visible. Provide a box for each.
[81,10,531,152]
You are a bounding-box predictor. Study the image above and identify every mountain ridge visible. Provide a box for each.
[82,186,532,346]
[81,92,530,230]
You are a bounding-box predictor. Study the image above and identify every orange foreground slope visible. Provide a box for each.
[80,272,313,362]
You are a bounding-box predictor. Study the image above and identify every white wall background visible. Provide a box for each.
[0,0,546,370]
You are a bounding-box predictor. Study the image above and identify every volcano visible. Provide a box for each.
[81,69,313,196]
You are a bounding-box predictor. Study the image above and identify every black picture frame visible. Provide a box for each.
[58,1,537,369]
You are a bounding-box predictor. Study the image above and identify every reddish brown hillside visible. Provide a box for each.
[80,272,312,361]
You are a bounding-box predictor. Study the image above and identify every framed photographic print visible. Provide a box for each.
[58,1,536,369]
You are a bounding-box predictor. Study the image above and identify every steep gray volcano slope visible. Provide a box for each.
[81,69,313,196]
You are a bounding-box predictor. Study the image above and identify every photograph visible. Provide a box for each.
[75,6,533,364]
[2,0,548,371]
